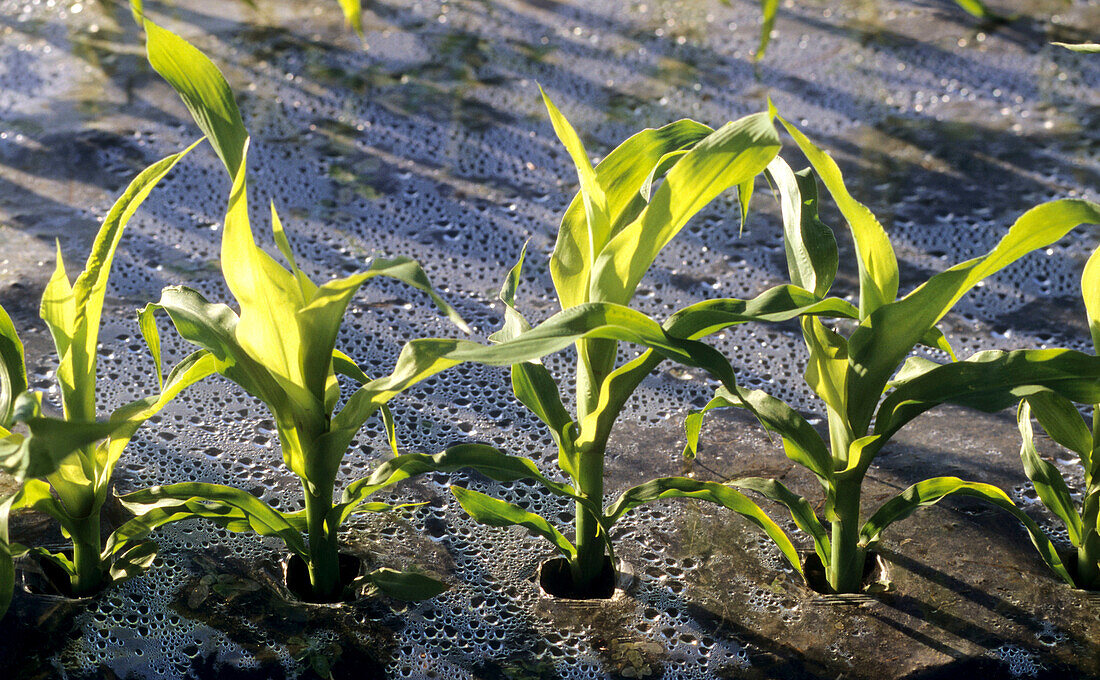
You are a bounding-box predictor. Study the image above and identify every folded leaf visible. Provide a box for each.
[451,486,576,559]
[364,568,447,601]
[604,477,802,574]
[860,476,1073,585]
[551,120,712,309]
[332,444,591,528]
[0,304,25,429]
[589,112,780,305]
[766,157,838,298]
[876,349,1100,441]
[143,19,247,178]
[1084,244,1100,352]
[41,142,201,425]
[540,88,610,300]
[0,393,120,483]
[848,199,1100,434]
[779,118,898,319]
[732,476,829,568]
[1018,400,1084,545]
[118,482,308,557]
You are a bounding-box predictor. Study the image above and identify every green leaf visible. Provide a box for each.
[681,385,834,483]
[766,158,838,298]
[604,477,802,573]
[99,350,217,495]
[299,256,469,406]
[801,317,849,417]
[332,444,591,528]
[128,0,143,26]
[579,287,857,454]
[334,0,364,38]
[662,286,858,340]
[41,142,201,424]
[876,349,1100,441]
[0,393,120,483]
[1025,391,1094,464]
[107,540,158,583]
[779,118,898,319]
[143,19,247,178]
[540,87,611,300]
[343,302,752,430]
[1018,400,1083,545]
[737,176,754,233]
[451,486,576,559]
[1083,244,1100,353]
[682,392,739,460]
[0,492,17,619]
[487,245,576,457]
[151,287,291,428]
[220,142,318,417]
[137,303,163,391]
[755,0,779,61]
[489,243,533,343]
[117,482,308,558]
[860,476,1073,585]
[952,0,993,19]
[364,568,447,601]
[0,303,25,429]
[732,476,829,569]
[551,120,712,309]
[640,150,690,203]
[848,199,1100,434]
[1053,42,1100,53]
[10,479,78,538]
[589,112,780,305]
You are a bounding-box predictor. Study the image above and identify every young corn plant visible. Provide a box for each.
[685,118,1100,593]
[118,20,466,602]
[0,142,216,613]
[334,96,863,598]
[130,0,365,38]
[1013,242,1100,589]
[720,0,997,62]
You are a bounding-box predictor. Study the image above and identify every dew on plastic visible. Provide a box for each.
[1,0,1098,677]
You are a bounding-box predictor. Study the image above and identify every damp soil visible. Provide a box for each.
[0,0,1098,678]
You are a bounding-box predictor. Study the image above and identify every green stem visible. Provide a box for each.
[826,416,864,593]
[828,484,864,593]
[570,443,606,588]
[304,482,341,601]
[570,337,615,590]
[68,513,105,597]
[1078,542,1100,590]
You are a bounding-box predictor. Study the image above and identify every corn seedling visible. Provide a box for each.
[118,20,466,602]
[322,95,870,597]
[1012,242,1100,589]
[0,142,216,615]
[685,119,1100,593]
[719,0,997,62]
[129,0,365,38]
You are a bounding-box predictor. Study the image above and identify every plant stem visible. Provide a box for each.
[571,443,606,588]
[570,338,615,590]
[1078,541,1100,590]
[828,484,864,593]
[69,513,105,597]
[304,483,341,601]
[827,417,864,593]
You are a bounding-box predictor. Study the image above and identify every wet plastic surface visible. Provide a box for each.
[0,0,1098,677]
